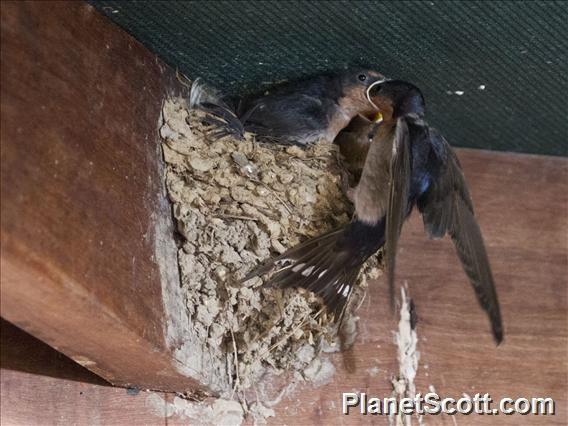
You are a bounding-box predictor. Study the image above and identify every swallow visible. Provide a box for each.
[189,68,386,145]
[244,80,503,344]
[334,111,384,185]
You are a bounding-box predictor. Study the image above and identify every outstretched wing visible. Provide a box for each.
[417,132,503,344]
[385,118,412,311]
[242,220,385,319]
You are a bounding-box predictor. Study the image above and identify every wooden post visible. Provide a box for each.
[1,2,206,392]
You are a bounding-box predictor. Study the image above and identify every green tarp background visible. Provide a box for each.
[91,1,567,156]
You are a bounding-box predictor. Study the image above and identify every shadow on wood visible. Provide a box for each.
[0,318,109,387]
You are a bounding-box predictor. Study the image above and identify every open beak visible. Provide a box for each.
[371,111,384,123]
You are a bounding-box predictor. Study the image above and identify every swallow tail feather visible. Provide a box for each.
[189,78,247,140]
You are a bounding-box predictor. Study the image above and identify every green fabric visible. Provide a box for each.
[91,1,567,156]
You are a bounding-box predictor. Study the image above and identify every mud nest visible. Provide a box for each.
[160,98,382,395]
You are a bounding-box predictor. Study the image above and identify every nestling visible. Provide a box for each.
[189,68,386,145]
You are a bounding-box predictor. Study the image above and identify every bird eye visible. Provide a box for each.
[358,74,367,82]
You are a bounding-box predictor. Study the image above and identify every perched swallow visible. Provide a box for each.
[189,68,386,145]
[244,80,503,344]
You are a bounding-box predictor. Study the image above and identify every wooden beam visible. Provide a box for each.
[1,2,202,392]
[0,319,167,424]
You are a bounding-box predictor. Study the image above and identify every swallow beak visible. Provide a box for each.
[372,111,384,123]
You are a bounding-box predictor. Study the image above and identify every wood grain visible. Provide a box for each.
[1,318,172,425]
[0,371,168,426]
[0,1,200,392]
[0,318,108,386]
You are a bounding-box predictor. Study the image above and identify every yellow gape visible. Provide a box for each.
[372,111,384,124]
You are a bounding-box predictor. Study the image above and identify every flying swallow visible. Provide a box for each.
[244,80,503,344]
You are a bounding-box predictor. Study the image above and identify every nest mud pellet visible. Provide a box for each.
[160,98,382,396]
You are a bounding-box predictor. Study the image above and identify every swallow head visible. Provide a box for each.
[368,80,425,119]
[338,68,387,117]
[342,68,386,88]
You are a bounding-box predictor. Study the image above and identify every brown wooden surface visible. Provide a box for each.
[0,318,169,425]
[0,318,108,387]
[0,1,200,391]
[263,149,568,425]
[2,149,566,425]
